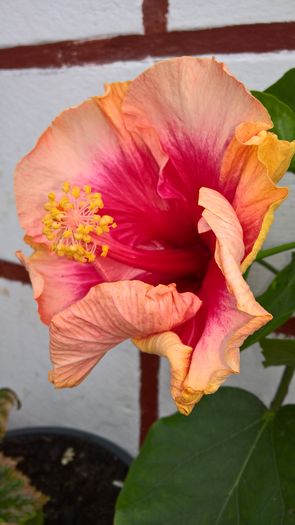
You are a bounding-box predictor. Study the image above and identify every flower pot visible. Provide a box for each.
[1,426,132,525]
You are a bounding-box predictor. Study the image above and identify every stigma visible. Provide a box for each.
[42,183,116,263]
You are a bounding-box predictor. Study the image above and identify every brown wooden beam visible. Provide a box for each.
[143,0,169,34]
[0,260,30,284]
[139,353,160,445]
[0,22,294,70]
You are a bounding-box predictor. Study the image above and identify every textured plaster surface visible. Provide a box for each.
[168,0,295,30]
[0,0,143,47]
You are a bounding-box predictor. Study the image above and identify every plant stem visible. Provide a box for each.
[256,259,278,274]
[270,366,295,412]
[257,242,295,260]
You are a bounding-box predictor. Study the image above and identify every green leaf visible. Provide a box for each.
[115,388,295,525]
[266,69,295,113]
[261,338,295,368]
[256,242,295,261]
[252,90,295,141]
[242,254,295,349]
[252,90,295,173]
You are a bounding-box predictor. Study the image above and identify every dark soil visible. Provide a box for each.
[0,431,129,525]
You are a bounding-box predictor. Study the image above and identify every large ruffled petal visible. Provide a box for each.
[15,81,207,280]
[173,189,271,414]
[17,247,100,325]
[17,240,150,325]
[14,82,165,249]
[220,125,293,269]
[49,281,201,388]
[122,57,272,200]
[133,331,195,407]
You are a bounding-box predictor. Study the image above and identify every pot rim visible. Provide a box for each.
[4,425,133,466]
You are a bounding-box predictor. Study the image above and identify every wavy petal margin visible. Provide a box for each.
[221,124,294,270]
[49,281,201,388]
[176,189,271,414]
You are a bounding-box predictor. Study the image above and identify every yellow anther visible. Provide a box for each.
[90,192,102,200]
[48,208,58,217]
[71,186,81,198]
[46,233,55,240]
[42,181,116,264]
[101,245,109,257]
[62,182,71,193]
[59,196,70,208]
[100,215,114,226]
[63,230,72,239]
[44,202,54,211]
[59,245,66,252]
[42,218,53,226]
[89,201,101,211]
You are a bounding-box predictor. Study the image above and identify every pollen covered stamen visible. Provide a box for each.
[42,183,117,263]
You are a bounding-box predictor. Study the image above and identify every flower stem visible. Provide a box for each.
[257,242,295,260]
[270,366,295,412]
[256,259,278,274]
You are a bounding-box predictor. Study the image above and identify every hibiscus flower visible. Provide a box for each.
[15,57,295,415]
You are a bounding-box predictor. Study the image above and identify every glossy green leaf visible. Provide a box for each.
[261,338,295,368]
[252,90,295,172]
[115,388,295,525]
[266,69,295,113]
[242,254,295,349]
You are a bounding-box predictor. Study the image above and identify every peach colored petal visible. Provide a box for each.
[198,187,265,315]
[133,331,193,405]
[49,281,201,388]
[174,189,271,414]
[255,132,295,184]
[177,273,269,415]
[15,99,111,242]
[16,246,100,325]
[17,241,148,325]
[15,81,199,274]
[123,57,272,197]
[220,125,292,271]
[14,84,166,249]
[95,81,131,134]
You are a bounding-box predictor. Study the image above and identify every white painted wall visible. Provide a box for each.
[168,0,295,30]
[1,0,295,456]
[0,0,143,47]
